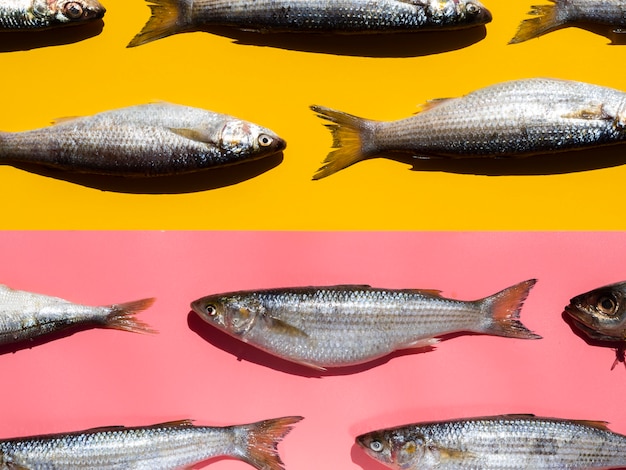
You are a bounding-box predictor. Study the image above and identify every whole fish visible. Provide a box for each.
[190,280,540,370]
[357,414,626,469]
[0,0,105,30]
[510,0,626,44]
[0,103,286,177]
[0,284,155,346]
[0,416,302,469]
[128,0,492,48]
[311,78,626,179]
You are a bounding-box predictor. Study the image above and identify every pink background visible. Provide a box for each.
[1,231,625,469]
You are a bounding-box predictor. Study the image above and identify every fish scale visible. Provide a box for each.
[357,416,626,469]
[191,281,539,369]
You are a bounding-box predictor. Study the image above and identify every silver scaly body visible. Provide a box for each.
[0,103,285,177]
[191,281,539,369]
[128,0,491,47]
[0,0,105,30]
[0,417,302,470]
[357,415,626,470]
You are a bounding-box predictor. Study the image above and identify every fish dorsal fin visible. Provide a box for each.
[572,419,611,431]
[51,116,83,125]
[401,288,443,297]
[266,317,309,338]
[397,0,428,7]
[146,420,195,429]
[169,127,217,145]
[415,98,452,114]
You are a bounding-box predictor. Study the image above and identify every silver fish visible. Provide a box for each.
[0,416,302,469]
[128,0,492,48]
[190,280,540,370]
[311,78,626,179]
[0,284,155,346]
[0,103,286,177]
[357,415,626,470]
[0,0,105,30]
[511,0,626,44]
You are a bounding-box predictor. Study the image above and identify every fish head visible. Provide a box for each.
[427,0,492,28]
[564,282,626,341]
[219,120,286,162]
[53,0,106,23]
[357,429,438,469]
[191,294,263,337]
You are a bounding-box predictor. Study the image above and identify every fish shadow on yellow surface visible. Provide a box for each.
[383,143,626,176]
[194,25,487,57]
[5,153,283,194]
[0,21,104,52]
[537,23,626,45]
[187,311,470,378]
[561,312,626,371]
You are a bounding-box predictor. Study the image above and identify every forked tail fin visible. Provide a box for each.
[128,0,187,47]
[481,279,541,339]
[509,1,566,44]
[310,105,374,180]
[104,298,157,334]
[239,416,303,470]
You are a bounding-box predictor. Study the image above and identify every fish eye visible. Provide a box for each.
[369,440,384,452]
[205,305,217,316]
[258,134,273,147]
[466,2,480,14]
[597,295,618,315]
[64,2,84,19]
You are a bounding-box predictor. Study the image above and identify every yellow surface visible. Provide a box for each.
[0,0,623,229]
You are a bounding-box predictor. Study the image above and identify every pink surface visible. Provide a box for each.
[0,231,625,469]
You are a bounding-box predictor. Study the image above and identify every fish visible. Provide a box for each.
[0,416,302,469]
[190,279,540,370]
[0,284,155,346]
[310,78,626,179]
[0,103,286,177]
[510,0,626,44]
[127,0,492,48]
[357,414,626,469]
[564,281,626,369]
[0,0,105,30]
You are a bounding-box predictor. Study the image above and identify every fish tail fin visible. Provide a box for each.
[480,279,541,339]
[127,0,187,47]
[509,1,566,44]
[239,416,303,470]
[310,105,374,180]
[104,298,157,334]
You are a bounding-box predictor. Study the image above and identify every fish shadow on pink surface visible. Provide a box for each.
[561,311,626,371]
[187,312,481,378]
[379,143,626,176]
[352,442,390,470]
[193,25,487,57]
[0,21,104,52]
[5,153,283,193]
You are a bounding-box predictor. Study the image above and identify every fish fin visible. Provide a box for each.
[239,416,303,470]
[6,464,33,470]
[266,317,309,338]
[296,360,327,371]
[439,446,476,461]
[480,279,541,339]
[403,337,440,350]
[104,298,157,334]
[397,288,443,297]
[51,116,82,125]
[509,1,566,44]
[128,0,187,48]
[561,104,612,121]
[414,98,452,114]
[169,127,217,145]
[571,419,611,431]
[310,105,374,180]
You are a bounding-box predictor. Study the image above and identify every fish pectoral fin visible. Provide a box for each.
[438,446,476,462]
[169,127,218,145]
[561,103,612,121]
[414,98,452,114]
[403,338,440,349]
[266,317,309,338]
[51,116,83,125]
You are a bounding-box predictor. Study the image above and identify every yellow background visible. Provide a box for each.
[0,0,623,229]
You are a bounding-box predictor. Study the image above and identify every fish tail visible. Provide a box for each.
[509,0,566,44]
[104,298,157,334]
[480,279,541,339]
[310,105,374,180]
[127,0,187,47]
[239,416,303,470]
